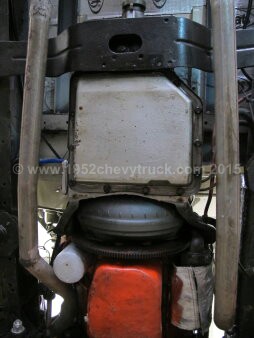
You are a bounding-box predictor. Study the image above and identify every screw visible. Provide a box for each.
[176,187,184,195]
[103,184,111,194]
[195,106,202,114]
[193,167,201,176]
[11,319,25,334]
[194,139,202,147]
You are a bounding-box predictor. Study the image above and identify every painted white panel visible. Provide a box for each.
[73,74,192,184]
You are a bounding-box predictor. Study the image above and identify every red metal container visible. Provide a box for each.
[87,262,162,338]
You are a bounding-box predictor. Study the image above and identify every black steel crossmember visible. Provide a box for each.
[0,15,253,77]
[0,16,212,76]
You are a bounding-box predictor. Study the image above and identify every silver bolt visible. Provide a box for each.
[11,319,25,335]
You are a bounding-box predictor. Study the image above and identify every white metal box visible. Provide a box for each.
[71,73,193,186]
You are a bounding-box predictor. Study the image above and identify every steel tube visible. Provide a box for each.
[211,0,241,330]
[18,0,76,335]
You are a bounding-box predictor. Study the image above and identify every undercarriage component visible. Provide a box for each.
[211,0,241,330]
[53,243,88,284]
[11,319,25,335]
[0,15,212,76]
[179,230,213,267]
[76,195,184,241]
[79,0,206,19]
[17,1,76,335]
[176,203,216,244]
[87,262,162,338]
[0,15,254,77]
[0,212,19,336]
[122,0,146,18]
[171,265,213,335]
[237,156,254,337]
[0,0,251,337]
[72,236,189,260]
[69,72,202,197]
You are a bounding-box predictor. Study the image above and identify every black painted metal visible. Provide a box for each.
[1,16,212,76]
[72,236,189,259]
[58,0,78,34]
[0,77,12,212]
[0,16,253,77]
[0,212,19,336]
[236,29,254,69]
[0,0,12,213]
[237,156,254,338]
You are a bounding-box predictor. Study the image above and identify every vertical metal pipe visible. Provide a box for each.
[18,0,76,334]
[211,0,241,330]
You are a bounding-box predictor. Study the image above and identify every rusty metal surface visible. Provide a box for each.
[18,0,76,335]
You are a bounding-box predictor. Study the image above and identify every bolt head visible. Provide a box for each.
[143,186,150,195]
[103,184,111,194]
[194,139,202,147]
[11,319,25,334]
[195,106,202,114]
[176,187,184,195]
[193,167,201,176]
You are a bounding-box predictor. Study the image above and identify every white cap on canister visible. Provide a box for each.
[53,243,86,283]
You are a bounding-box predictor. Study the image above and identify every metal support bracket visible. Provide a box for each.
[0,15,253,77]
